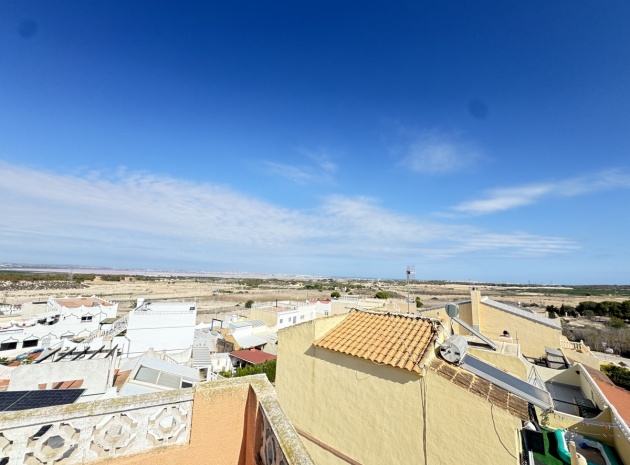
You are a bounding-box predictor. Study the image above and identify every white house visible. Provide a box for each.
[249,300,330,331]
[0,296,118,354]
[124,300,196,356]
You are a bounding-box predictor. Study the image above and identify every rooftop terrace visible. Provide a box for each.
[0,375,314,465]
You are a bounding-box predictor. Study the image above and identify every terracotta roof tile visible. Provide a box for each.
[114,370,132,390]
[430,359,528,421]
[230,349,277,365]
[313,310,437,374]
[51,380,84,390]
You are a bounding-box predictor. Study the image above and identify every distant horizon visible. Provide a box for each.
[1,262,628,287]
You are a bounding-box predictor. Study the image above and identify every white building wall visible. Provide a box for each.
[126,310,196,356]
[208,353,233,374]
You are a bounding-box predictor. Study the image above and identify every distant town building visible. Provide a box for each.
[0,296,117,354]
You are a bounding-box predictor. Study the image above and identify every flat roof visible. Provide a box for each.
[253,306,296,313]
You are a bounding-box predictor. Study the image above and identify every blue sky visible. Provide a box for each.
[1,1,630,283]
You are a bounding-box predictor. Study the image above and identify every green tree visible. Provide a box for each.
[331,291,341,298]
[374,291,389,299]
[245,299,255,308]
[577,301,598,316]
[415,297,423,308]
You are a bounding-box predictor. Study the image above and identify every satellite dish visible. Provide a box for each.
[445,303,459,318]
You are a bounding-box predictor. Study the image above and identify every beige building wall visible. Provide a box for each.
[420,302,473,336]
[478,304,560,357]
[250,309,278,328]
[424,369,521,465]
[423,296,560,358]
[276,317,521,465]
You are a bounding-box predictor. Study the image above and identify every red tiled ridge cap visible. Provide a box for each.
[313,309,438,374]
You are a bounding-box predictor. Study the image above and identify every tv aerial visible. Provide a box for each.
[406,265,415,313]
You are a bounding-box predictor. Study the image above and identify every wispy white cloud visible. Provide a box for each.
[263,149,338,184]
[452,169,630,215]
[0,162,578,270]
[398,131,481,175]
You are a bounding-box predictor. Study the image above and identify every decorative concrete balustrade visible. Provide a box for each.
[0,375,314,465]
[560,339,591,354]
[0,388,193,464]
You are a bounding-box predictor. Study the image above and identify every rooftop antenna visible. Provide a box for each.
[406,265,415,314]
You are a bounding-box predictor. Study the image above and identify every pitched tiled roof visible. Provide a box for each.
[313,310,437,373]
[230,349,277,365]
[430,359,528,420]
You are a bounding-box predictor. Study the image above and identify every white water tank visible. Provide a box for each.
[440,335,468,364]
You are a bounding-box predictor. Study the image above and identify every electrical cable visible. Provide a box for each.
[491,402,518,460]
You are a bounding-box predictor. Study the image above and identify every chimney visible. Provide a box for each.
[470,286,481,331]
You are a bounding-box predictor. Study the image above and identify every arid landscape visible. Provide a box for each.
[2,271,629,323]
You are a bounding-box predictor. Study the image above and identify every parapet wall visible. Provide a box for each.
[0,375,314,465]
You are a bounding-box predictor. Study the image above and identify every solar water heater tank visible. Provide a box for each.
[440,335,468,364]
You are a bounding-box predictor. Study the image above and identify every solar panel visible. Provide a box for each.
[0,389,85,412]
[461,355,552,410]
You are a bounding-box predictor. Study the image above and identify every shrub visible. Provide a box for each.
[331,291,341,298]
[245,300,254,308]
[233,359,276,382]
[602,364,630,391]
[610,317,627,329]
[374,291,389,299]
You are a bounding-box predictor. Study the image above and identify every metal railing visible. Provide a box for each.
[82,315,129,345]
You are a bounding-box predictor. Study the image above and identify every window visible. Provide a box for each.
[0,341,17,351]
[157,372,180,389]
[135,367,159,384]
[279,319,283,323]
[23,339,39,348]
[81,315,93,323]
[300,315,304,320]
[135,366,188,389]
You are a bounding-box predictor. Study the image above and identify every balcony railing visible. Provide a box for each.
[560,339,591,354]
